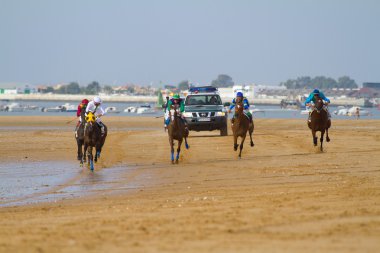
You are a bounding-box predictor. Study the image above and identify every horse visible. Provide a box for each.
[308,97,331,151]
[167,104,189,164]
[231,100,254,158]
[75,109,86,164]
[83,112,107,170]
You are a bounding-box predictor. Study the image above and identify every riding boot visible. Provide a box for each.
[97,122,105,136]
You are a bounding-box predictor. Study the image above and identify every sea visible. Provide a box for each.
[1,100,380,119]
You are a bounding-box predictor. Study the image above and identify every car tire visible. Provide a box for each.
[220,125,228,136]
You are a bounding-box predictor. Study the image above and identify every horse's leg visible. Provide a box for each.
[94,145,98,163]
[169,137,175,164]
[249,125,254,147]
[87,146,91,166]
[184,137,189,149]
[326,128,330,142]
[234,135,238,151]
[320,130,325,152]
[312,130,317,146]
[83,143,88,163]
[76,138,81,161]
[176,139,182,164]
[89,146,94,171]
[239,134,246,158]
[78,140,84,166]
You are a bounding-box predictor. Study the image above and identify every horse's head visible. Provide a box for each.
[235,100,244,114]
[170,104,180,117]
[85,112,96,123]
[314,97,324,111]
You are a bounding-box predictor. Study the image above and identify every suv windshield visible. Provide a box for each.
[185,95,222,106]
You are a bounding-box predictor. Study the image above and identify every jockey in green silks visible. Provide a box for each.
[164,94,188,132]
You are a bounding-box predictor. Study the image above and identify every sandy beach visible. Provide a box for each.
[0,116,379,253]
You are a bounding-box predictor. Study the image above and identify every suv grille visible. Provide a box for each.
[192,112,212,117]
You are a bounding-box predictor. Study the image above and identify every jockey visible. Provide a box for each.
[228,92,252,125]
[86,96,106,135]
[164,94,188,132]
[305,89,331,122]
[75,99,89,131]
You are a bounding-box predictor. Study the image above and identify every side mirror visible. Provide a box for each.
[224,102,231,107]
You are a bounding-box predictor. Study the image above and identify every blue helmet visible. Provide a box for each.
[313,89,320,95]
[236,92,243,97]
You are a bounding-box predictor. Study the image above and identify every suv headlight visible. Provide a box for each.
[183,112,193,117]
[216,112,225,116]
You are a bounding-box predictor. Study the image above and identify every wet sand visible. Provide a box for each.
[0,116,380,253]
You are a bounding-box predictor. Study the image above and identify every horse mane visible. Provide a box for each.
[314,97,325,111]
[235,100,245,120]
[169,105,181,130]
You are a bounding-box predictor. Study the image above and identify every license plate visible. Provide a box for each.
[198,118,210,122]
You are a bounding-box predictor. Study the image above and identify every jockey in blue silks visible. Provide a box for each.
[305,89,331,122]
[228,92,252,124]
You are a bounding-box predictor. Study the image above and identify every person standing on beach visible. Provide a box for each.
[356,107,360,119]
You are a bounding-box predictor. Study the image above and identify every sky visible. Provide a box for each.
[0,0,379,87]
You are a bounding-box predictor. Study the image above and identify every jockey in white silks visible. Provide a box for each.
[86,96,106,134]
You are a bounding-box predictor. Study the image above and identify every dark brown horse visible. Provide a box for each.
[308,97,331,151]
[83,112,107,170]
[167,105,189,164]
[231,100,254,158]
[75,109,86,163]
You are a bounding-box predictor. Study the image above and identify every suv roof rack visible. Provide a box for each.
[188,86,218,94]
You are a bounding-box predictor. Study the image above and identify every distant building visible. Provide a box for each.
[363,82,380,90]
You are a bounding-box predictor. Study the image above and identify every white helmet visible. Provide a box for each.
[93,96,102,104]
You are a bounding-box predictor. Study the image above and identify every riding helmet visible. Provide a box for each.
[82,99,89,104]
[93,96,102,104]
[172,94,180,99]
[236,92,243,97]
[313,89,320,94]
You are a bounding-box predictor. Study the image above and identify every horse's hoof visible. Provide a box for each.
[185,143,189,149]
[175,160,179,164]
[326,138,330,142]
[171,161,175,165]
[250,142,254,147]
[77,156,81,161]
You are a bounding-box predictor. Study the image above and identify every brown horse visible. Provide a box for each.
[308,97,331,151]
[231,100,254,158]
[83,112,107,170]
[167,104,189,164]
[75,108,86,162]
